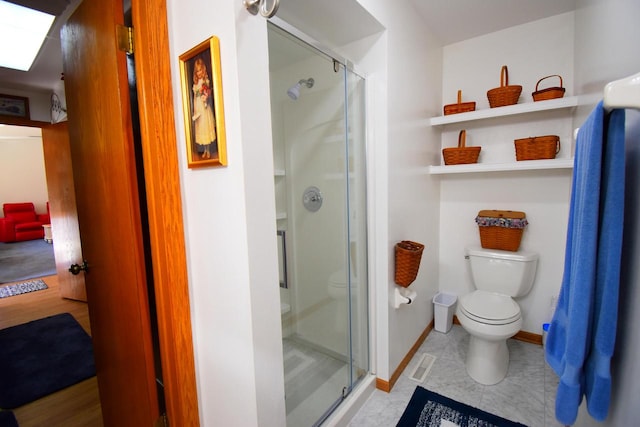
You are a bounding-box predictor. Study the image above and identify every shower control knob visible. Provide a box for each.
[303,186,323,212]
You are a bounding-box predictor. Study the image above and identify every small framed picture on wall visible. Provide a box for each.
[179,36,227,168]
[0,94,30,119]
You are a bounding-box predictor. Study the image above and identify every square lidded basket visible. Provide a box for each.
[475,210,528,252]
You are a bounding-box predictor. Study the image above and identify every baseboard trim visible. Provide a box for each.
[453,315,542,345]
[376,320,434,393]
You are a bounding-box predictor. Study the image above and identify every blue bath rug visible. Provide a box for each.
[397,386,527,427]
[0,279,48,299]
[0,313,95,409]
[0,411,18,427]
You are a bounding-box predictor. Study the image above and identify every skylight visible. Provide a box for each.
[0,1,55,72]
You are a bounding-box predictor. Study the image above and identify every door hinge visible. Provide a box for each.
[154,413,168,427]
[116,24,134,54]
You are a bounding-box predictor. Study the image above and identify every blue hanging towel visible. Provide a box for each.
[545,101,626,425]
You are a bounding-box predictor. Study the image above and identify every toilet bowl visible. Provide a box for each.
[327,269,357,300]
[327,269,357,331]
[457,247,538,385]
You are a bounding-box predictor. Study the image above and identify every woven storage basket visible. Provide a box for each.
[532,75,565,101]
[487,65,522,108]
[442,130,481,165]
[443,90,476,115]
[394,240,424,287]
[475,210,528,252]
[514,135,560,161]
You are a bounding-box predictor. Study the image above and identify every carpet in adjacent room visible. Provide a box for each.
[397,386,527,427]
[0,313,95,409]
[0,240,56,284]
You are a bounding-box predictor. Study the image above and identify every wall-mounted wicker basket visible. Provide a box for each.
[443,90,476,115]
[532,75,565,101]
[394,240,424,287]
[487,65,522,108]
[514,135,560,161]
[442,130,480,165]
[475,210,528,252]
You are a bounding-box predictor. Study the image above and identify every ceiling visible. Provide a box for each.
[0,0,578,94]
[410,0,577,46]
[0,0,81,92]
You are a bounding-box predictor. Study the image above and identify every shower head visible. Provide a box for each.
[287,78,314,100]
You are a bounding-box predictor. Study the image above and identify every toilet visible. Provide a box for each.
[457,246,538,385]
[327,269,357,331]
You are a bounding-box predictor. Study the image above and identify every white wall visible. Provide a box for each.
[438,13,576,333]
[0,133,49,214]
[354,0,443,381]
[571,0,640,425]
[166,0,284,425]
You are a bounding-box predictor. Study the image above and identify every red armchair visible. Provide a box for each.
[0,202,50,243]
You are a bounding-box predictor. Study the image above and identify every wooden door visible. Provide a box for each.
[61,0,159,425]
[41,122,87,301]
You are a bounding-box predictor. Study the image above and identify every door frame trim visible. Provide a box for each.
[0,0,200,424]
[132,0,199,424]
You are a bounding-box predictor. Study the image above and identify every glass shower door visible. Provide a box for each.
[268,23,368,427]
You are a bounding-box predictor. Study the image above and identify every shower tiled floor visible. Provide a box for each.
[348,325,564,427]
[284,337,348,426]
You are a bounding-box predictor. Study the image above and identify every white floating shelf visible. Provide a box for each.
[429,158,574,175]
[274,169,286,177]
[429,97,579,126]
[276,212,287,220]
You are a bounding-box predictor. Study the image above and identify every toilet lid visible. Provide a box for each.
[459,290,520,325]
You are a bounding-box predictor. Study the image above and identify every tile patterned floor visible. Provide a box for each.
[284,337,348,426]
[348,325,564,427]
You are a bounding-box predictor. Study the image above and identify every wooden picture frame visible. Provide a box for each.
[179,36,227,168]
[0,94,30,119]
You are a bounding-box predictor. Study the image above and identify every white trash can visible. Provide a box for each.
[433,292,457,333]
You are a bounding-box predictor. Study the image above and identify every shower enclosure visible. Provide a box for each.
[268,23,369,426]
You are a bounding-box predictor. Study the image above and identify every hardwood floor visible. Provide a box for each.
[0,274,103,426]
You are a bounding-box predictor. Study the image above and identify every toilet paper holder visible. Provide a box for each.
[393,286,417,309]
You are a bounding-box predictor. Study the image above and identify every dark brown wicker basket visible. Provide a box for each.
[514,135,560,161]
[442,130,480,165]
[476,210,527,252]
[443,90,476,115]
[487,65,522,108]
[394,240,424,287]
[532,75,565,101]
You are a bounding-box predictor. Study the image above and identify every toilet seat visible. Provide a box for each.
[459,290,521,325]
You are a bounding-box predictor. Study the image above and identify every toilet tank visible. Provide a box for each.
[465,247,539,297]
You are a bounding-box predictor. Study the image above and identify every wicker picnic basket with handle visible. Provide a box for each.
[487,65,522,108]
[442,130,480,165]
[443,90,476,115]
[532,75,565,101]
[394,240,425,287]
[475,210,528,252]
[514,135,560,161]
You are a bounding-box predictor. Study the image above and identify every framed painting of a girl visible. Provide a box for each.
[179,36,227,167]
